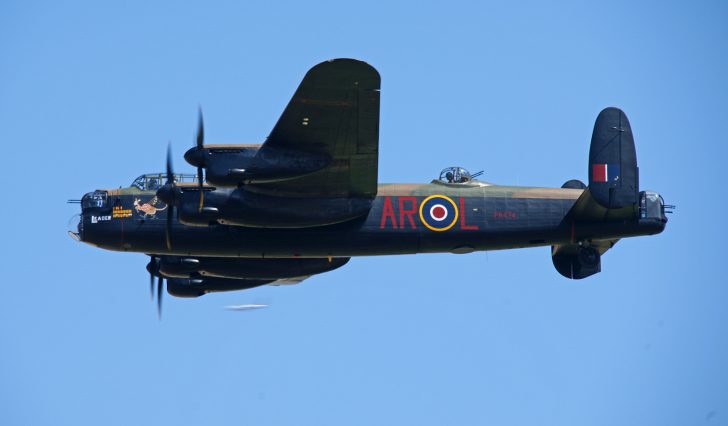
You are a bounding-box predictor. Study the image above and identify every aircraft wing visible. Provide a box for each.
[156,256,350,298]
[249,58,381,198]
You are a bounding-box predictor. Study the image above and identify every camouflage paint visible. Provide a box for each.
[78,181,665,258]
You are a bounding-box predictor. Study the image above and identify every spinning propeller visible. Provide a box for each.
[146,255,164,319]
[195,108,205,211]
[155,143,181,251]
[146,110,208,318]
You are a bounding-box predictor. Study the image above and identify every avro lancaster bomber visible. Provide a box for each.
[68,59,670,315]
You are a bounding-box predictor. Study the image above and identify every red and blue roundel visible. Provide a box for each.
[419,195,459,231]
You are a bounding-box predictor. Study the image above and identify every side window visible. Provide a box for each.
[146,178,160,190]
[131,176,145,190]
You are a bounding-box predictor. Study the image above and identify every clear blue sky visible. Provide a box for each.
[1,1,726,425]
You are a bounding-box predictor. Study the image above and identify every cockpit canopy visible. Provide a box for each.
[131,173,199,191]
[438,166,482,184]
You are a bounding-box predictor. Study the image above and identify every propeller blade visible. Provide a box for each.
[166,142,174,184]
[166,206,173,251]
[198,167,204,212]
[149,256,155,300]
[160,143,176,251]
[196,107,204,149]
[157,275,164,319]
[196,109,205,212]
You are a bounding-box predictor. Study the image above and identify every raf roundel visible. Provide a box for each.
[419,195,459,231]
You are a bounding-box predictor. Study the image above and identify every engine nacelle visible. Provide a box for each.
[159,256,350,280]
[185,144,329,187]
[166,277,273,298]
[159,257,201,278]
[176,185,371,228]
[176,187,231,227]
[184,145,259,187]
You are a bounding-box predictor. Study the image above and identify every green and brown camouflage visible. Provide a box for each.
[77,174,666,265]
[69,59,669,306]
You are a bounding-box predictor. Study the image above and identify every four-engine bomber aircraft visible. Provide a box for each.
[68,58,670,315]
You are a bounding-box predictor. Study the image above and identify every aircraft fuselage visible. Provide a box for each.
[77,182,666,258]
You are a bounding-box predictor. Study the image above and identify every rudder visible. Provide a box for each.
[588,107,639,209]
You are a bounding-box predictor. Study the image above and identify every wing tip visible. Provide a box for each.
[306,58,381,88]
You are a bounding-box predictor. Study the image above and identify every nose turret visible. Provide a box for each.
[68,190,108,242]
[70,190,112,245]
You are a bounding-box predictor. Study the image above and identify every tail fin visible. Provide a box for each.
[551,107,640,279]
[588,107,639,210]
[570,107,640,222]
